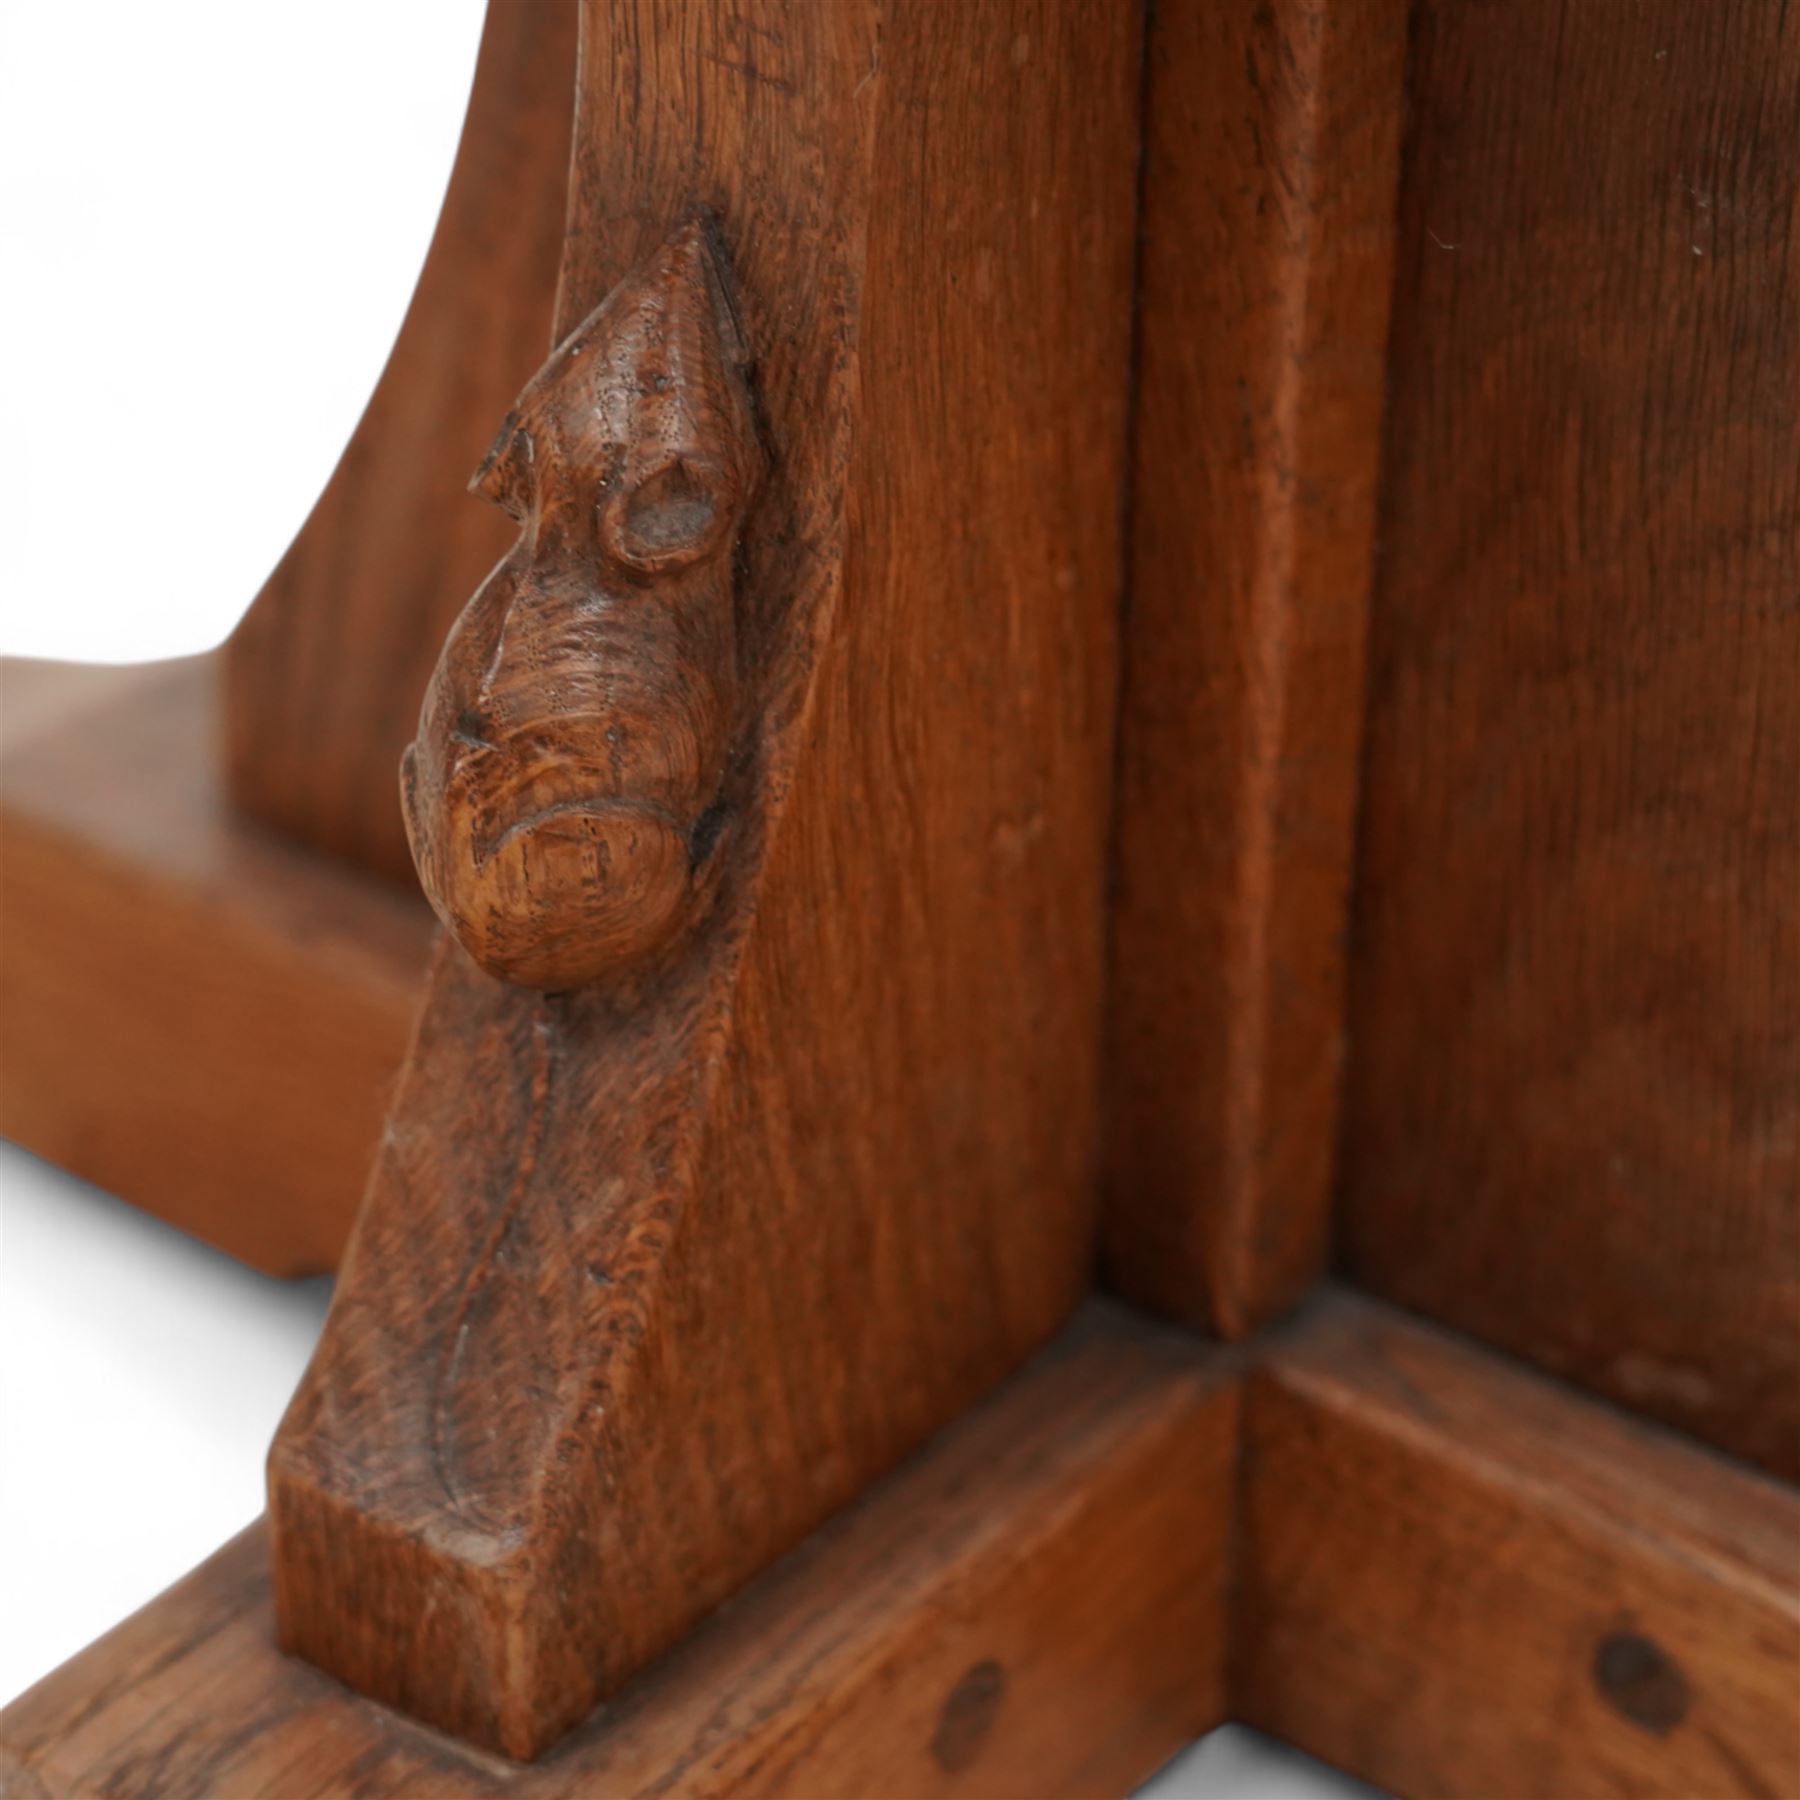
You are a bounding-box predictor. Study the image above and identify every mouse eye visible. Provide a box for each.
[470,416,535,521]
[597,455,735,575]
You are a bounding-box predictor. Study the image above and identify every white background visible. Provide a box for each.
[0,5,1374,1794]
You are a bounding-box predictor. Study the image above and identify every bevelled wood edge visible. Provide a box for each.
[1238,1290,1800,1800]
[0,655,431,1275]
[1,1304,1238,1800]
[1102,0,1409,1338]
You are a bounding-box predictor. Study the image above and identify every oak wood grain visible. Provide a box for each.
[270,0,1144,1759]
[1103,0,1408,1338]
[224,0,576,884]
[1239,1291,1800,1800]
[0,656,430,1274]
[2,1305,1238,1800]
[1339,0,1800,1476]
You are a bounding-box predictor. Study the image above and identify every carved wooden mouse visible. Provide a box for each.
[402,217,762,989]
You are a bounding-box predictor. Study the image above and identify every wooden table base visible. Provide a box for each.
[4,0,1795,1789]
[0,656,431,1275]
[0,1304,1240,1800]
[4,1292,1793,1800]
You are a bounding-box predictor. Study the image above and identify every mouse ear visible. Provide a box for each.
[597,449,736,575]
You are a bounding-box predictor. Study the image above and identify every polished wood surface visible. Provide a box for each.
[1103,0,1407,1338]
[1339,0,1800,1477]
[0,657,429,1275]
[225,0,577,884]
[1240,1291,1800,1800]
[3,1307,1238,1799]
[6,0,1798,1789]
[270,0,1144,1759]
